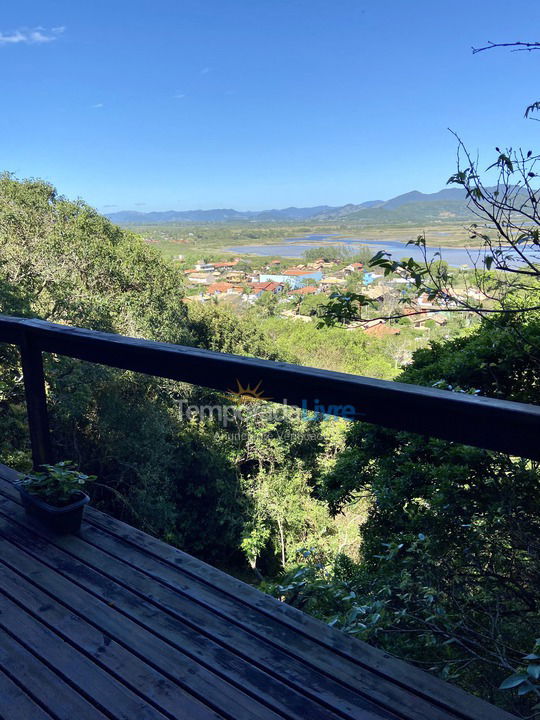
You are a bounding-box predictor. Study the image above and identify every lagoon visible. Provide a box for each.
[228,234,540,268]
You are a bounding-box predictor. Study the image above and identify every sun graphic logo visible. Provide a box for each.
[229,379,272,403]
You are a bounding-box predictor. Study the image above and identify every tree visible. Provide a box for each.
[471,41,540,120]
[274,41,540,715]
[272,318,540,715]
[319,43,540,336]
[0,174,366,574]
[254,289,280,317]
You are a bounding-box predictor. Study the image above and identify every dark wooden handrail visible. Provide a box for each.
[1,313,539,466]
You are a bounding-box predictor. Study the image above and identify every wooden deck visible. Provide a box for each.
[0,465,516,720]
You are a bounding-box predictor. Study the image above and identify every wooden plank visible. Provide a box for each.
[4,512,405,720]
[81,501,517,720]
[0,512,387,720]
[0,522,315,720]
[0,315,538,458]
[73,522,454,720]
[0,469,518,720]
[0,592,171,720]
[0,628,110,720]
[0,478,517,720]
[0,560,224,720]
[0,671,54,720]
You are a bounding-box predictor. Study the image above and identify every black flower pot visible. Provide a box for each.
[19,487,90,534]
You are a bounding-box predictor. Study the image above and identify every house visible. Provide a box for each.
[412,317,430,329]
[363,286,385,301]
[344,262,364,274]
[259,269,323,289]
[320,276,346,290]
[312,256,337,268]
[195,260,215,271]
[248,281,284,297]
[467,288,488,302]
[409,311,448,329]
[206,282,235,295]
[213,259,240,269]
[186,273,214,285]
[288,285,319,296]
[224,271,246,282]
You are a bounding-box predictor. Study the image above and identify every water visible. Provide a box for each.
[227,235,540,268]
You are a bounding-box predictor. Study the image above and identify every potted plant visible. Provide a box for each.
[16,461,94,534]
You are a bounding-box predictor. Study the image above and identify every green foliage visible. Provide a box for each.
[295,317,540,714]
[317,291,376,327]
[254,290,280,317]
[297,293,329,317]
[498,640,540,706]
[303,245,373,264]
[232,403,360,572]
[0,175,363,568]
[0,172,190,340]
[187,301,281,358]
[260,316,396,377]
[4,172,540,715]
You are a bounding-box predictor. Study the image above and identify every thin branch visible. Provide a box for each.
[472,41,540,54]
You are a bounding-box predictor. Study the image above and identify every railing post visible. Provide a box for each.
[19,331,52,468]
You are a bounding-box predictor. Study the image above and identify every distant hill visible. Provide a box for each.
[107,188,471,225]
[106,205,342,224]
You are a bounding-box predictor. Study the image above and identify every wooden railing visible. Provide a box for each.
[1,314,539,467]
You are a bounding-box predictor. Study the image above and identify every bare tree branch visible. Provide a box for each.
[472,41,540,54]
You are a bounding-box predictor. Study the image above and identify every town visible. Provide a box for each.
[178,252,482,335]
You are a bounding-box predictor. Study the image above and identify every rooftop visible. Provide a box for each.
[213,260,239,268]
[289,285,319,295]
[250,281,283,292]
[206,282,234,294]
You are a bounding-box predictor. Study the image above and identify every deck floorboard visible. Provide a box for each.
[0,465,518,720]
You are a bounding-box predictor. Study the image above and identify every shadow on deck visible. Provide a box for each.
[0,464,516,720]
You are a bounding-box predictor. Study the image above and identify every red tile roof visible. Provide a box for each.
[213,260,239,268]
[207,282,234,294]
[249,282,282,292]
[289,285,318,295]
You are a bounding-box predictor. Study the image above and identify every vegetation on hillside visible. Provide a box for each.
[1,168,540,715]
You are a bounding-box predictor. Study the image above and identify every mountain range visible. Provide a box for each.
[106,188,472,225]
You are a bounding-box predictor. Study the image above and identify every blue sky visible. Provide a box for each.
[1,0,539,212]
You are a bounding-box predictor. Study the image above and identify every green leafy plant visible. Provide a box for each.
[499,640,540,707]
[17,461,95,507]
